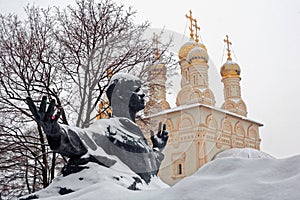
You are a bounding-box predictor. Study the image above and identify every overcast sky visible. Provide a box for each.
[1,0,300,158]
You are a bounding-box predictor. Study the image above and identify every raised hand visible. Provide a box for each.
[150,122,169,151]
[26,96,61,135]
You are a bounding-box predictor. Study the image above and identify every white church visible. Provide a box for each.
[141,11,263,185]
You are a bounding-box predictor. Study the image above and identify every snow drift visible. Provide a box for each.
[21,148,300,200]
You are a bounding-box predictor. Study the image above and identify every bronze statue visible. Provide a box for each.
[26,73,168,184]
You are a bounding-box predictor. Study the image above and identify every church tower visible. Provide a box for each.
[176,11,215,106]
[144,63,170,115]
[220,35,247,116]
[144,34,170,116]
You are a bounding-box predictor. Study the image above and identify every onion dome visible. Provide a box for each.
[220,60,241,79]
[187,46,208,64]
[178,40,209,60]
[178,40,196,60]
[221,35,241,79]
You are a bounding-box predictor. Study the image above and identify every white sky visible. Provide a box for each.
[1,0,300,158]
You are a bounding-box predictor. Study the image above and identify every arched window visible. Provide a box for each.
[180,118,192,129]
[226,103,235,110]
[248,126,258,139]
[206,115,218,130]
[191,91,201,100]
[222,120,232,134]
[204,90,211,98]
[179,114,194,129]
[166,119,174,131]
[236,123,245,137]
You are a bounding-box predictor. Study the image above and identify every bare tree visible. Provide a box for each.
[53,0,176,128]
[0,6,63,197]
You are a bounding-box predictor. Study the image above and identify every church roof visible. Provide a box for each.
[145,102,263,126]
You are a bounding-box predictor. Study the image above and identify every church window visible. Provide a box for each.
[172,153,186,177]
[166,119,174,131]
[238,103,246,111]
[204,91,211,98]
[206,115,218,130]
[191,91,200,100]
[236,123,245,137]
[248,126,258,139]
[232,86,237,96]
[226,87,230,97]
[184,70,189,82]
[180,117,193,129]
[226,103,235,110]
[177,164,183,175]
[222,120,232,133]
[199,74,205,85]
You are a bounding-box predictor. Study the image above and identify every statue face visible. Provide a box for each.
[129,87,145,113]
[108,73,145,119]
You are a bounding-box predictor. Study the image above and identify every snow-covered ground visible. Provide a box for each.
[22,148,300,200]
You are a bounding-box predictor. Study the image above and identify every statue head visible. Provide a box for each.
[106,73,145,121]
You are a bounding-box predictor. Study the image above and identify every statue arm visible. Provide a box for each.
[46,125,87,157]
[26,96,87,157]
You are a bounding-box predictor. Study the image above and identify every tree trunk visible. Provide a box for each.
[37,125,49,188]
[50,152,56,181]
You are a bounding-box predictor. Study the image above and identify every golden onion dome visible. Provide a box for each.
[178,40,196,60]
[187,46,208,64]
[220,60,241,78]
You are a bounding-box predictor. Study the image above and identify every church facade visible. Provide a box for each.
[142,18,262,185]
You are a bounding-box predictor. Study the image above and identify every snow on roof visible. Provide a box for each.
[146,102,263,126]
[214,148,274,159]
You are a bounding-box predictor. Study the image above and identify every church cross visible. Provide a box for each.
[185,10,194,39]
[153,33,160,60]
[193,19,200,44]
[224,35,232,60]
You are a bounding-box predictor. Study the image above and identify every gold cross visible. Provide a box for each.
[193,19,200,44]
[224,35,232,60]
[185,10,194,39]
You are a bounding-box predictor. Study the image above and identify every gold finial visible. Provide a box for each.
[193,19,200,44]
[224,35,232,61]
[107,69,113,78]
[185,10,194,39]
[153,33,159,60]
